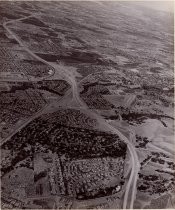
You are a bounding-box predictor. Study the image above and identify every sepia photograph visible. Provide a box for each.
[0,0,174,209]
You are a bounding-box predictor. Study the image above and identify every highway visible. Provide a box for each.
[87,110,140,209]
[2,15,140,209]
[3,15,56,82]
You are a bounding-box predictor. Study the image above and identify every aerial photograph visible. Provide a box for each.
[0,0,174,209]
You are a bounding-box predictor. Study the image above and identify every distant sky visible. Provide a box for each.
[91,0,174,13]
[129,1,174,13]
[9,0,174,13]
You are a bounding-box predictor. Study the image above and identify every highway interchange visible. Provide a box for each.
[2,15,141,209]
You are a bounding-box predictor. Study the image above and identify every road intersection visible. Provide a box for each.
[2,15,140,209]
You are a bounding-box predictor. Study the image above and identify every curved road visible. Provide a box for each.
[2,15,140,209]
[3,15,56,81]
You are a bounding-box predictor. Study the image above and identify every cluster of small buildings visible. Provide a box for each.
[1,193,24,209]
[0,83,45,139]
[24,152,125,203]
[62,156,124,198]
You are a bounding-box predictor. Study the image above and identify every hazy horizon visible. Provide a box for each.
[135,1,174,13]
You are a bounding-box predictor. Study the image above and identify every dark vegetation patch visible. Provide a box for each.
[35,53,60,62]
[36,79,70,96]
[19,2,34,10]
[0,12,20,20]
[121,111,173,123]
[0,80,70,96]
[116,109,173,125]
[46,31,58,37]
[80,81,115,95]
[125,29,162,41]
[22,17,48,27]
[104,109,173,126]
[53,27,69,34]
[82,95,115,110]
[156,169,175,177]
[58,17,107,35]
[135,135,149,148]
[34,170,47,182]
[137,176,173,195]
[66,35,87,45]
[77,64,118,78]
[76,184,121,200]
[9,39,18,44]
[150,67,162,73]
[23,59,44,65]
[0,32,8,39]
[36,51,112,65]
[123,62,140,68]
[0,82,34,94]
[139,173,158,181]
[1,116,126,175]
[40,28,58,37]
[33,199,50,209]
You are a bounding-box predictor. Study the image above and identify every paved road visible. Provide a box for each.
[63,70,140,209]
[0,104,49,146]
[1,16,80,144]
[2,15,140,209]
[3,15,55,82]
[86,110,140,209]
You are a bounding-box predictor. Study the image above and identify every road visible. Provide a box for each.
[1,15,84,143]
[3,15,56,82]
[2,15,140,209]
[4,15,87,106]
[0,104,49,146]
[86,110,140,209]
